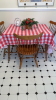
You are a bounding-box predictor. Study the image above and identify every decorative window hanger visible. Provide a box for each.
[18,0,54,7]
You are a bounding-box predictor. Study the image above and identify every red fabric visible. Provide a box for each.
[0,24,55,50]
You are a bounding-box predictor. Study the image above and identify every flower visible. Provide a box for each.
[26,21,29,24]
[30,20,33,23]
[28,18,30,20]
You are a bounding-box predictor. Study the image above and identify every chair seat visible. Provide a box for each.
[17,45,38,55]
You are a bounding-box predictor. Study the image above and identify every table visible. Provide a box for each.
[0,24,55,62]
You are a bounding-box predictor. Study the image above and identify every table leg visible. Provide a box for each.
[3,48,6,57]
[45,44,48,61]
[50,53,52,57]
[8,45,10,62]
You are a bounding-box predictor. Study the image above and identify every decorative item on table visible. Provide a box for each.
[20,18,38,30]
[14,18,21,27]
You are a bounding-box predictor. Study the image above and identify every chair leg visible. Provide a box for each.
[3,48,6,57]
[41,45,44,52]
[11,45,14,52]
[8,45,10,62]
[50,53,52,57]
[39,45,44,52]
[18,52,20,58]
[19,55,23,69]
[34,54,38,67]
[35,50,39,58]
[45,44,48,61]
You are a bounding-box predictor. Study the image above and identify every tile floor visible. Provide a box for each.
[0,46,56,100]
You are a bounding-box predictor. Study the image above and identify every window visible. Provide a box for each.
[18,0,54,6]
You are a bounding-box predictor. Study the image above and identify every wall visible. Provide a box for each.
[0,0,56,28]
[0,11,56,28]
[0,0,17,8]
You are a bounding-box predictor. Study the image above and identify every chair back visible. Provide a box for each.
[49,20,56,36]
[14,32,43,55]
[0,21,5,35]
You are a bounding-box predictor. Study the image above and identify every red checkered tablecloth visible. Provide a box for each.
[0,24,55,50]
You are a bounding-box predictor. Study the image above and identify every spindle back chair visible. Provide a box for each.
[49,21,56,57]
[0,21,7,57]
[49,20,56,36]
[0,21,17,58]
[14,32,43,69]
[0,21,5,35]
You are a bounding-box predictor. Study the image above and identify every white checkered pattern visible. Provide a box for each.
[0,24,55,50]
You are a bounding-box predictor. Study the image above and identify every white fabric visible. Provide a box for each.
[54,34,56,44]
[40,44,45,48]
[47,45,53,54]
[41,44,53,54]
[3,46,7,48]
[0,36,2,39]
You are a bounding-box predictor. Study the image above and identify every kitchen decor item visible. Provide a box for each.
[14,18,21,27]
[21,18,38,30]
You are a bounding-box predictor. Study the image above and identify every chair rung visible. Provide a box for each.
[23,57,34,59]
[38,52,45,53]
[4,52,17,53]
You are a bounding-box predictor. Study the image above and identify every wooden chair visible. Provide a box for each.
[49,20,56,36]
[40,21,56,58]
[0,21,5,35]
[49,20,56,56]
[0,21,7,57]
[0,21,16,58]
[14,32,43,69]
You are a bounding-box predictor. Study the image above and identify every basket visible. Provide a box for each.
[26,25,32,29]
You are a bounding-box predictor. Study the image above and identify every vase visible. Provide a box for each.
[26,25,32,29]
